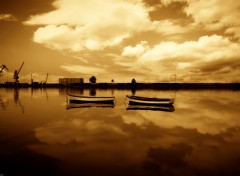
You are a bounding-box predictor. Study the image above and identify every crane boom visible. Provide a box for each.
[0,64,8,74]
[17,62,24,74]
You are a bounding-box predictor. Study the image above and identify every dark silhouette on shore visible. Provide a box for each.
[13,62,24,83]
[0,64,8,75]
[0,82,239,90]
[89,76,96,83]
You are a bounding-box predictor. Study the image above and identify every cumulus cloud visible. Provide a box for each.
[33,24,130,51]
[0,14,17,21]
[161,0,187,6]
[24,0,153,51]
[186,0,240,39]
[184,0,240,26]
[122,41,149,57]
[159,0,240,38]
[22,0,240,82]
[24,0,191,52]
[61,64,107,74]
[120,35,240,82]
[138,35,240,63]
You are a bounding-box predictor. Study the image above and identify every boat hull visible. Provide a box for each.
[67,103,115,109]
[127,95,174,106]
[68,99,115,104]
[67,94,115,104]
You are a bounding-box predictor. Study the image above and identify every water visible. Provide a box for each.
[0,88,240,176]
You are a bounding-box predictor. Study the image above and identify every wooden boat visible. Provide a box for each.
[66,103,115,109]
[67,94,115,104]
[126,95,175,106]
[126,104,175,112]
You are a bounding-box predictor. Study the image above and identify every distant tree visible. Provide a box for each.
[111,79,114,83]
[89,76,96,83]
[131,78,136,84]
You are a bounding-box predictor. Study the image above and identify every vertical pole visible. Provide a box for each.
[31,74,33,86]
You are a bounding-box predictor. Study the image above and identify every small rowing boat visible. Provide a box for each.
[67,94,115,104]
[126,95,175,106]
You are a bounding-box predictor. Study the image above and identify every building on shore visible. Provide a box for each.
[59,78,84,85]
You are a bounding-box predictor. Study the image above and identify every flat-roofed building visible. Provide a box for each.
[59,78,84,85]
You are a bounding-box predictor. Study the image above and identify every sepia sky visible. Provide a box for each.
[0,0,240,83]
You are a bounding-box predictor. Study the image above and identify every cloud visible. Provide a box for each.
[122,41,149,57]
[185,0,240,38]
[184,0,240,26]
[146,35,235,58]
[161,0,187,6]
[24,0,153,51]
[32,24,130,51]
[153,20,188,35]
[0,14,17,21]
[61,64,107,74]
[24,0,191,52]
[25,0,148,26]
[22,0,240,82]
[158,0,240,39]
[120,35,240,82]
[138,35,240,64]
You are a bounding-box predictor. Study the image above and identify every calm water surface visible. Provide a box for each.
[0,88,240,176]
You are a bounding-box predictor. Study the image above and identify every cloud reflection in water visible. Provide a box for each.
[33,91,240,176]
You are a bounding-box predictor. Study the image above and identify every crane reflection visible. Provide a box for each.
[14,88,25,114]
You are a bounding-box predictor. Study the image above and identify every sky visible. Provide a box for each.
[0,0,240,83]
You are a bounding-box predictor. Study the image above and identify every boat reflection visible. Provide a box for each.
[66,102,115,109]
[126,104,175,112]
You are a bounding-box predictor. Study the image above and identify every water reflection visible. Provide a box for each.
[126,104,175,112]
[131,88,136,95]
[0,88,24,113]
[89,88,96,96]
[0,94,8,110]
[66,102,115,109]
[0,89,240,176]
[14,88,24,113]
[34,114,240,176]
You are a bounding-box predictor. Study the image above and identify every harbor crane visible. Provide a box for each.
[0,64,8,75]
[13,62,24,83]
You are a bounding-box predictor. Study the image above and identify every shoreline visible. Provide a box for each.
[0,82,239,90]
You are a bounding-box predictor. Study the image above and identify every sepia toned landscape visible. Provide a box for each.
[1,0,240,176]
